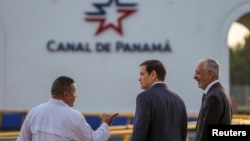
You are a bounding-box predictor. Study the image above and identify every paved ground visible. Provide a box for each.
[0,131,196,141]
[108,131,196,141]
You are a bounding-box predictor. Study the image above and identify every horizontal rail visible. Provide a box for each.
[1,111,250,140]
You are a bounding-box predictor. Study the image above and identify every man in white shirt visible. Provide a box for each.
[17,76,118,141]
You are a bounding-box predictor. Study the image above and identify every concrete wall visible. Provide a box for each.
[0,0,250,113]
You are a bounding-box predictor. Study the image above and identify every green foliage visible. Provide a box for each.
[230,35,250,85]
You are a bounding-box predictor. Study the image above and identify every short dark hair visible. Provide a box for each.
[140,60,166,81]
[51,76,75,96]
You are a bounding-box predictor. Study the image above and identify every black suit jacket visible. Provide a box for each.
[131,83,187,141]
[195,82,232,141]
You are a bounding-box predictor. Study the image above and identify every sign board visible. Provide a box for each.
[1,0,248,113]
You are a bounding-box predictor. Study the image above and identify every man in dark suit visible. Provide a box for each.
[131,59,187,141]
[193,58,232,141]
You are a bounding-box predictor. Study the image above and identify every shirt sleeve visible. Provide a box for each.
[75,116,110,141]
[16,117,32,141]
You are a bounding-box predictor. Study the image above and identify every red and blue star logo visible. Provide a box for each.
[84,0,138,36]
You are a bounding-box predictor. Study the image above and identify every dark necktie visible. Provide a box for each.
[202,93,206,103]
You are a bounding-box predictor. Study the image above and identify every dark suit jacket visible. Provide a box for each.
[131,83,187,141]
[195,82,232,141]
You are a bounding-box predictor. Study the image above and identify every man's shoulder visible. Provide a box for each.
[29,102,47,111]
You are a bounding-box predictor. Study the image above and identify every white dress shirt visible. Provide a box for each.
[204,80,219,95]
[17,98,110,141]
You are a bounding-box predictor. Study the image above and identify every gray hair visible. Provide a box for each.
[199,58,220,79]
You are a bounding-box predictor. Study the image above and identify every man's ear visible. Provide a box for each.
[208,70,214,79]
[63,91,68,99]
[151,70,157,79]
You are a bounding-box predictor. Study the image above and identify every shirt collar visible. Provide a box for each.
[48,98,69,107]
[151,81,165,87]
[204,80,219,95]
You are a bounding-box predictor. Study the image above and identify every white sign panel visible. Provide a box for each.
[0,0,240,113]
